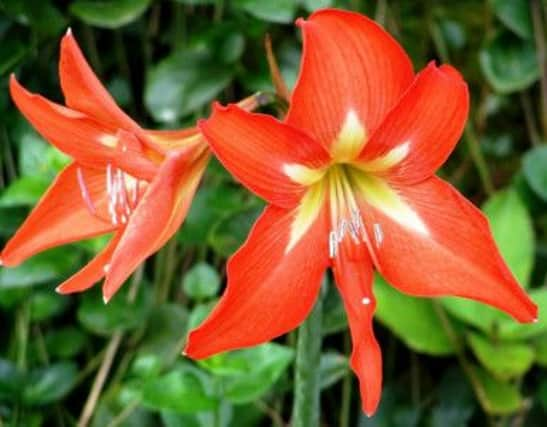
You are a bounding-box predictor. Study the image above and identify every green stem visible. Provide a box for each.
[291,287,324,427]
[339,333,352,427]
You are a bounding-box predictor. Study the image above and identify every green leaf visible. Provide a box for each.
[199,343,294,404]
[70,0,151,29]
[1,0,65,36]
[142,363,218,413]
[145,47,233,123]
[138,304,188,362]
[490,0,533,39]
[534,336,547,367]
[22,362,78,405]
[523,146,547,201]
[0,248,79,288]
[299,0,333,12]
[479,31,539,94]
[0,40,27,75]
[178,179,248,245]
[188,301,216,331]
[208,206,262,257]
[44,327,87,359]
[183,262,221,299]
[233,0,298,23]
[467,332,534,380]
[29,291,68,321]
[471,366,522,415]
[442,297,506,337]
[0,175,50,207]
[482,189,534,286]
[0,358,23,402]
[77,286,151,336]
[319,352,348,390]
[374,275,455,355]
[442,188,534,336]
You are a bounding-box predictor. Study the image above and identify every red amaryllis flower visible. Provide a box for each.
[0,30,209,302]
[185,9,537,415]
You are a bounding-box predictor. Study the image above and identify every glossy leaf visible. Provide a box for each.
[0,248,79,288]
[29,291,68,321]
[70,0,152,29]
[471,366,522,415]
[374,275,455,355]
[145,48,233,123]
[233,0,297,23]
[44,327,87,358]
[199,343,294,404]
[22,362,78,405]
[523,146,547,201]
[142,363,218,413]
[482,189,534,286]
[479,31,539,94]
[77,286,151,336]
[490,0,533,39]
[183,262,221,299]
[467,332,534,380]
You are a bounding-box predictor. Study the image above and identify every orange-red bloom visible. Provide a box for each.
[0,31,209,302]
[185,9,538,415]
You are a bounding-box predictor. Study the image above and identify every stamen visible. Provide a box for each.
[106,164,113,194]
[328,208,365,258]
[104,165,141,226]
[373,223,384,247]
[361,297,371,305]
[76,167,96,215]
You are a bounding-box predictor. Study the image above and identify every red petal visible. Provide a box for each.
[286,9,414,149]
[184,203,329,359]
[331,245,382,416]
[56,231,122,294]
[1,164,115,266]
[10,76,156,181]
[102,147,209,301]
[199,103,330,208]
[60,31,138,133]
[59,31,163,154]
[145,127,201,151]
[360,177,537,322]
[358,63,469,183]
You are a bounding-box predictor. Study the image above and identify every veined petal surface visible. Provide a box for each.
[10,76,156,181]
[286,9,414,149]
[1,164,114,266]
[331,243,381,416]
[185,203,329,359]
[199,103,331,208]
[59,31,164,153]
[358,177,537,322]
[358,63,469,183]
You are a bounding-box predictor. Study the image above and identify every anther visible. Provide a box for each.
[361,297,371,305]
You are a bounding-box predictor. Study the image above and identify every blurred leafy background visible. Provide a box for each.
[0,0,547,426]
